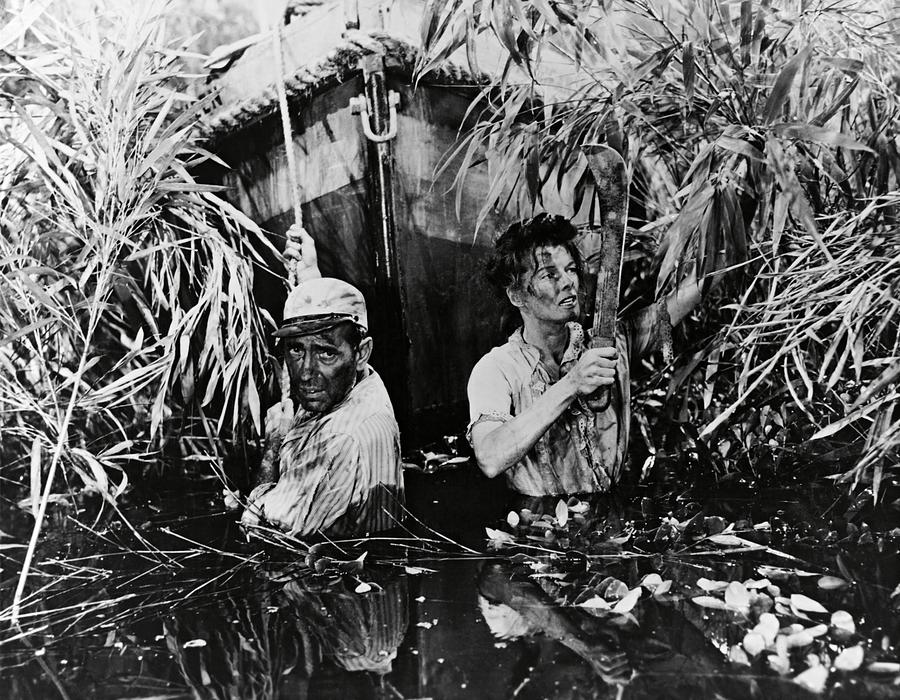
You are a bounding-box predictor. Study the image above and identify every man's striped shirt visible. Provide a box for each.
[249,367,403,537]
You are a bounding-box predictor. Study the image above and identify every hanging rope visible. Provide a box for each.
[271,19,304,400]
[272,19,303,286]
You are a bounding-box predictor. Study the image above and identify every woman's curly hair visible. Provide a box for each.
[485,213,583,295]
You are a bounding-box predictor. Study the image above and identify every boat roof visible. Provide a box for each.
[200,0,480,139]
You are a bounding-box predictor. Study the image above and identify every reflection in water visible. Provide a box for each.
[164,567,408,699]
[474,559,826,700]
[2,476,898,699]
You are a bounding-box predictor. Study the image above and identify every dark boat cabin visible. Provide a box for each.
[200,2,508,445]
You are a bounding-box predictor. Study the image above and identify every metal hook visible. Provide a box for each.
[350,91,400,143]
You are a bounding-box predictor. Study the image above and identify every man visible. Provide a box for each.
[240,226,403,537]
[467,214,701,498]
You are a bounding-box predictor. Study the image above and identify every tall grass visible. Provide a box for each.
[0,1,279,621]
[415,0,900,493]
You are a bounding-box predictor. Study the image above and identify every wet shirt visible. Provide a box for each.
[467,306,664,496]
[248,367,402,537]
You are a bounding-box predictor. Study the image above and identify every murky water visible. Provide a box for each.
[2,464,899,699]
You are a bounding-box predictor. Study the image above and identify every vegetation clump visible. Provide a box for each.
[416,0,900,498]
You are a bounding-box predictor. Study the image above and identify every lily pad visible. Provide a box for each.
[578,596,611,610]
[753,612,780,645]
[697,577,729,592]
[725,581,750,610]
[729,644,751,665]
[817,575,848,590]
[653,580,673,597]
[834,645,864,672]
[639,573,663,590]
[742,631,765,656]
[794,664,828,693]
[790,593,828,614]
[830,610,855,637]
[692,595,728,610]
[708,533,744,546]
[486,527,514,544]
[866,661,900,674]
[612,587,642,614]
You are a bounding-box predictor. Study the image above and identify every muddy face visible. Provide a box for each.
[284,323,363,413]
[511,245,581,324]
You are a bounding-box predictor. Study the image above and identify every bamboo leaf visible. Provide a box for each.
[682,41,695,103]
[762,46,811,124]
[773,123,873,153]
[0,0,53,51]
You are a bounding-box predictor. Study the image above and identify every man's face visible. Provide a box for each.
[284,323,366,413]
[512,245,581,323]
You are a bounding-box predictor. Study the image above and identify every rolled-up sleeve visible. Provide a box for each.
[466,354,514,443]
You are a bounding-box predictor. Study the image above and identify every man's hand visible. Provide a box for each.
[284,224,321,281]
[223,488,241,511]
[564,347,617,397]
[240,500,263,528]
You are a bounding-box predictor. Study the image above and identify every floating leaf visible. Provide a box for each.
[697,577,729,592]
[807,624,828,638]
[612,587,642,614]
[866,661,900,674]
[744,578,771,590]
[708,533,744,546]
[692,596,728,610]
[769,653,791,675]
[183,639,207,648]
[830,610,855,636]
[555,499,568,527]
[639,573,663,591]
[725,581,751,610]
[404,566,437,575]
[758,565,792,581]
[753,613,780,645]
[485,527,514,543]
[817,575,848,590]
[569,501,589,514]
[790,594,828,614]
[834,645,864,671]
[416,621,433,629]
[578,596,610,610]
[743,631,765,656]
[794,664,828,693]
[653,580,673,597]
[784,630,815,649]
[730,644,750,666]
[354,581,372,594]
[507,511,520,528]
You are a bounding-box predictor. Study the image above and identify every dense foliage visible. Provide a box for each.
[0,1,282,616]
[416,0,900,496]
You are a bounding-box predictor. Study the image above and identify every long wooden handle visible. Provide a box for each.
[581,144,628,414]
[584,335,614,412]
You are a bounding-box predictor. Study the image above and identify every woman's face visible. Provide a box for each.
[510,245,580,324]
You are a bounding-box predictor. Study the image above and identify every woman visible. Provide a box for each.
[467,214,700,498]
